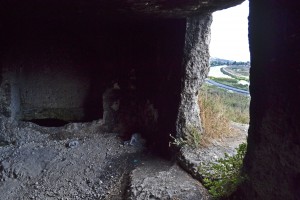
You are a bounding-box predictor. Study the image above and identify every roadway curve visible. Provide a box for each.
[206,79,250,96]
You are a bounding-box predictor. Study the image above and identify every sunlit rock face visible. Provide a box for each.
[0,0,243,154]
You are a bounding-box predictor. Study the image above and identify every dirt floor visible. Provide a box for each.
[0,118,146,200]
[0,118,213,200]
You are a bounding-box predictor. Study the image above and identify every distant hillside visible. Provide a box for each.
[210,57,250,66]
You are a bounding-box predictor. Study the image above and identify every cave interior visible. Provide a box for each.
[0,0,300,199]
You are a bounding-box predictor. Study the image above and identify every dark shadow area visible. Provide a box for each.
[27,119,70,127]
[0,11,186,156]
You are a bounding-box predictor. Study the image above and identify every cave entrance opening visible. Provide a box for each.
[201,0,250,144]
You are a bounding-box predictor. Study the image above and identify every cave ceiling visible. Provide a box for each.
[0,0,245,20]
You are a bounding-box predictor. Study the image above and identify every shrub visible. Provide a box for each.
[199,143,247,199]
[170,126,202,149]
[184,126,201,148]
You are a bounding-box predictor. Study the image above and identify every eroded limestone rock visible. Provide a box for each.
[128,158,211,200]
[176,14,212,138]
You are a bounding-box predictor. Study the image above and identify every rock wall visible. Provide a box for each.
[1,26,106,121]
[240,1,300,199]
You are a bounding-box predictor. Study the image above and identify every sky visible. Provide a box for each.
[209,0,250,62]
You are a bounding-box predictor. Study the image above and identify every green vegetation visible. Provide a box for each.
[210,58,250,67]
[220,67,249,81]
[225,66,250,77]
[208,77,249,91]
[199,143,248,199]
[201,84,250,124]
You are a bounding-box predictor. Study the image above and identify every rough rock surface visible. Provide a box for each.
[176,14,212,138]
[128,158,211,200]
[0,0,244,19]
[241,1,300,199]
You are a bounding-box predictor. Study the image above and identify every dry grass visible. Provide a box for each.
[198,88,232,145]
[198,84,250,145]
[199,93,230,143]
[201,84,250,124]
[171,84,249,149]
[225,108,249,124]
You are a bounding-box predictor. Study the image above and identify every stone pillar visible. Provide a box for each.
[241,1,300,199]
[176,14,212,138]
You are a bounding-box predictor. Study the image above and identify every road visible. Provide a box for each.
[206,79,250,96]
